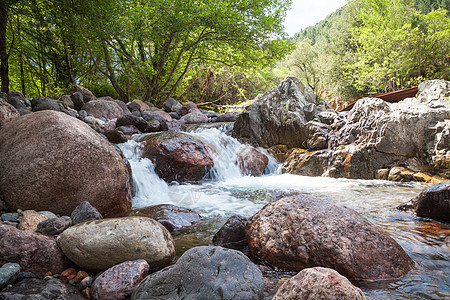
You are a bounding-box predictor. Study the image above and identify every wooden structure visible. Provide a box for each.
[339,87,418,112]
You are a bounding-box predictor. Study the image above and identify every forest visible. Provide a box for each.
[0,0,449,106]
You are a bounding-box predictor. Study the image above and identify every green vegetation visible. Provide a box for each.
[286,0,450,100]
[0,0,292,103]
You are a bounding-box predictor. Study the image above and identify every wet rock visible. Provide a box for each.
[70,84,96,103]
[81,100,125,120]
[104,129,128,144]
[31,96,61,112]
[181,101,198,116]
[0,111,132,217]
[17,210,48,231]
[140,131,214,183]
[116,114,148,132]
[0,224,71,277]
[398,181,450,223]
[91,259,149,300]
[131,246,264,300]
[304,121,336,150]
[70,201,103,225]
[70,92,84,111]
[282,149,331,177]
[212,215,248,250]
[0,263,20,290]
[117,125,141,135]
[37,216,72,235]
[181,111,209,124]
[0,278,84,299]
[232,77,323,148]
[130,204,201,232]
[235,145,268,176]
[58,216,175,272]
[246,195,414,280]
[0,99,19,129]
[273,267,366,300]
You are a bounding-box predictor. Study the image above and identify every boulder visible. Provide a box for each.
[17,210,48,231]
[116,114,148,132]
[152,110,173,122]
[130,204,201,232]
[216,112,239,122]
[0,111,132,217]
[181,111,209,124]
[104,130,128,144]
[235,145,268,176]
[70,84,96,102]
[58,217,175,272]
[273,267,366,300]
[117,125,141,135]
[212,215,248,250]
[140,131,214,182]
[0,99,19,129]
[132,99,152,111]
[31,96,61,112]
[181,101,198,116]
[398,181,449,223]
[70,201,103,226]
[163,98,179,113]
[6,92,27,110]
[81,100,125,120]
[131,246,264,300]
[70,92,84,110]
[0,263,20,291]
[91,260,149,300]
[232,77,323,148]
[0,223,72,276]
[246,195,414,280]
[59,95,74,109]
[37,216,72,236]
[0,278,84,299]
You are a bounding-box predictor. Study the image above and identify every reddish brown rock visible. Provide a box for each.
[17,210,48,231]
[246,195,414,280]
[0,98,20,129]
[181,101,198,116]
[132,99,152,111]
[74,270,89,284]
[0,223,72,276]
[140,131,214,182]
[81,100,125,120]
[91,259,149,300]
[273,267,366,300]
[235,145,269,176]
[60,268,77,281]
[130,204,201,232]
[0,111,132,217]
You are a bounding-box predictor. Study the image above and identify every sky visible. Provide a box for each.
[284,0,348,37]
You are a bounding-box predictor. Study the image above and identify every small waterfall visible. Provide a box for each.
[118,127,280,209]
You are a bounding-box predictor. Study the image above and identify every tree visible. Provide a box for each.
[285,39,321,90]
[0,0,20,93]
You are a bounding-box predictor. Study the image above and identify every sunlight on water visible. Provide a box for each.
[119,127,449,300]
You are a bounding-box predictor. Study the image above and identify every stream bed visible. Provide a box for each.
[119,126,449,300]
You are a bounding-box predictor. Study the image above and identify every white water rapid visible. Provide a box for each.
[118,126,449,300]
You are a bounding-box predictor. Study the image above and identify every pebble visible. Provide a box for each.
[74,270,89,284]
[1,213,20,223]
[60,268,77,281]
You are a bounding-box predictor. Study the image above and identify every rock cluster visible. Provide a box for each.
[233,78,450,182]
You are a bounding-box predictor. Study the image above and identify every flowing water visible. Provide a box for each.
[119,125,449,300]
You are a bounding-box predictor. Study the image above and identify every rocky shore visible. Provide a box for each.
[0,79,448,298]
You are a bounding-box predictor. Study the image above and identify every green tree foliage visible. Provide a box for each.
[286,0,450,100]
[1,0,292,103]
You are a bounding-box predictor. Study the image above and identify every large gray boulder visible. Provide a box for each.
[273,267,366,300]
[58,217,175,272]
[81,100,126,120]
[131,246,264,300]
[246,195,414,280]
[283,79,450,180]
[232,77,327,148]
[0,111,133,217]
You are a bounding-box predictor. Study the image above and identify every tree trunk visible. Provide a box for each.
[0,4,10,93]
[102,42,129,102]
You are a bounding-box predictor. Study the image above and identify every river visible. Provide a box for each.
[119,125,449,300]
